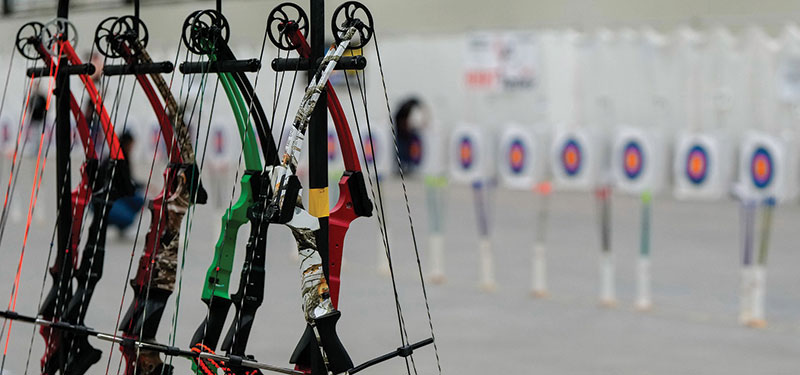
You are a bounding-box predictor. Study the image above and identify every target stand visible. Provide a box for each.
[611,127,670,311]
[551,128,615,305]
[450,124,496,291]
[417,126,448,284]
[737,131,796,328]
[497,124,552,297]
[358,123,394,275]
[359,123,394,180]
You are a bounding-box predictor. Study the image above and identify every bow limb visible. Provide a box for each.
[57,41,124,161]
[286,29,373,309]
[134,45,196,162]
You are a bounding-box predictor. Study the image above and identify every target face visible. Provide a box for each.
[561,139,582,176]
[459,137,474,169]
[409,134,423,166]
[750,146,774,189]
[507,138,526,174]
[327,131,337,161]
[1,120,9,145]
[685,145,708,185]
[622,141,644,179]
[363,136,375,163]
[213,129,225,155]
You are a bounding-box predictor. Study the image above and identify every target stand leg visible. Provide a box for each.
[747,265,767,328]
[478,237,496,292]
[635,256,652,311]
[530,242,548,298]
[377,229,391,276]
[428,233,445,284]
[599,251,616,307]
[738,265,755,324]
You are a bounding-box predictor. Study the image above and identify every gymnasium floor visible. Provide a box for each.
[0,170,798,375]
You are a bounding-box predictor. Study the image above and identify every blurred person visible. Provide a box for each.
[394,97,430,174]
[27,87,47,155]
[106,131,144,238]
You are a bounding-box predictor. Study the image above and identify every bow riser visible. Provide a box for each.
[328,171,372,307]
[220,170,270,358]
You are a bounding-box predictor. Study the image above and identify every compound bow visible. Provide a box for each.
[178,9,281,375]
[92,10,208,375]
[13,16,134,375]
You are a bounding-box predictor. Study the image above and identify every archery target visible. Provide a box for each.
[358,124,393,178]
[449,124,495,183]
[213,128,227,157]
[550,128,607,190]
[497,124,549,190]
[612,127,669,194]
[562,139,582,176]
[420,125,448,177]
[685,146,708,184]
[622,141,644,179]
[409,133,424,168]
[738,132,799,201]
[750,148,773,188]
[673,133,735,200]
[206,115,237,169]
[327,122,343,173]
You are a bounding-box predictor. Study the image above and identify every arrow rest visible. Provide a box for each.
[15,21,49,60]
[331,1,373,49]
[267,2,309,51]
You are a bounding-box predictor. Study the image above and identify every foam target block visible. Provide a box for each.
[738,131,799,201]
[449,124,495,183]
[497,124,549,190]
[420,126,448,177]
[359,124,394,178]
[611,127,670,194]
[550,128,606,190]
[673,132,735,200]
[207,114,237,168]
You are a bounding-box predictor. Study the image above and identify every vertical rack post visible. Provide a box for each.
[308,0,330,277]
[55,0,71,283]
